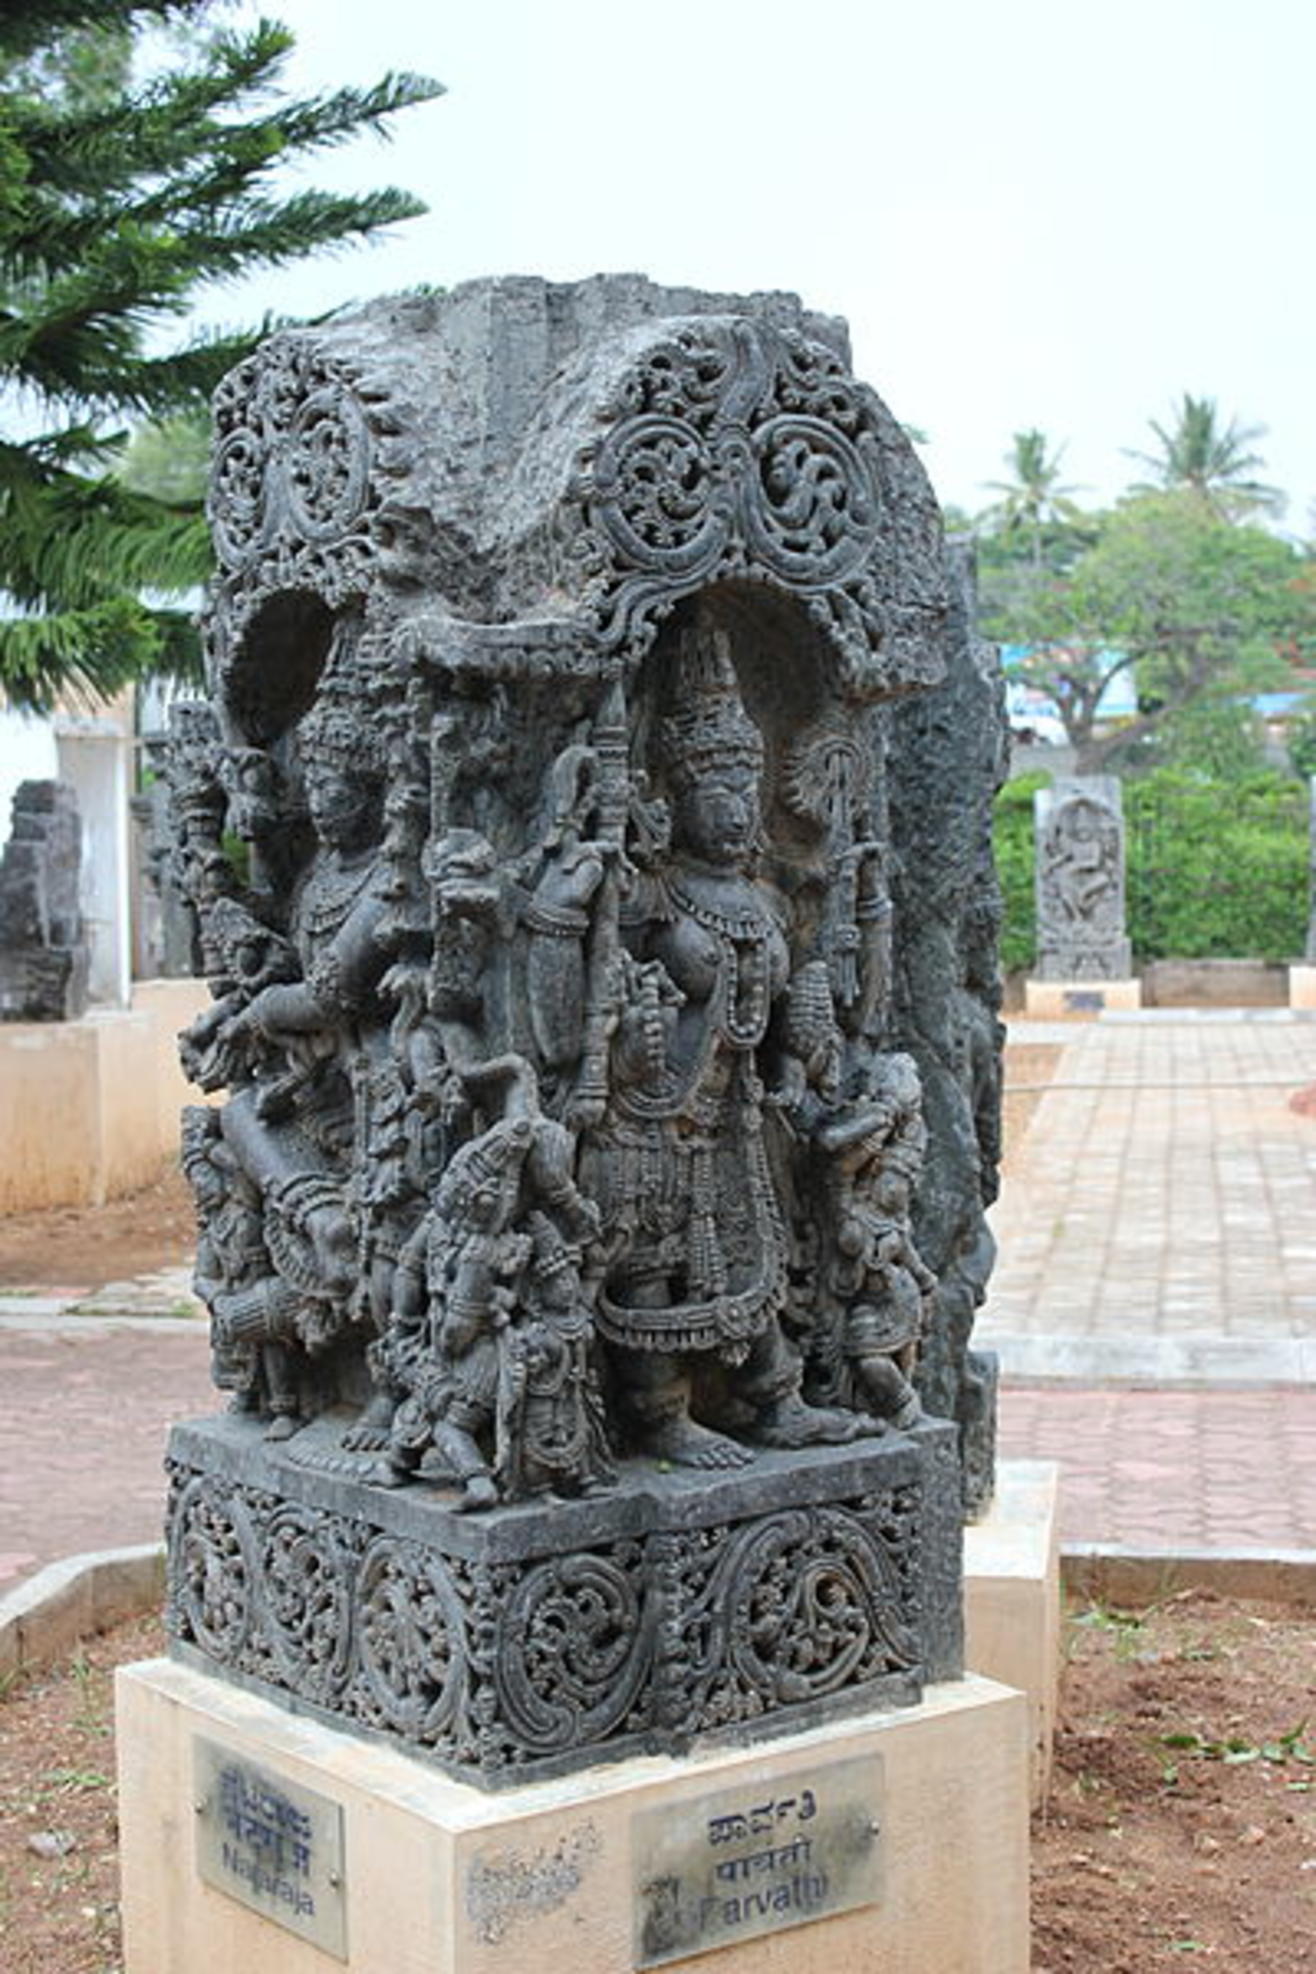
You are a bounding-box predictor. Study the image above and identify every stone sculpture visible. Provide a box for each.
[1033,775,1131,980]
[163,275,1006,1784]
[0,779,90,1021]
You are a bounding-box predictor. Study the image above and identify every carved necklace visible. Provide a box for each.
[298,850,375,940]
[669,874,773,1046]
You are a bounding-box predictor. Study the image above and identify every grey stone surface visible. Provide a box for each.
[165,275,1004,1780]
[1033,775,1131,980]
[167,1414,962,1785]
[132,731,202,977]
[888,538,1009,1515]
[0,780,90,1020]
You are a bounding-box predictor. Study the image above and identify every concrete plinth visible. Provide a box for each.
[1288,964,1316,1010]
[964,1460,1061,1806]
[1023,976,1141,1018]
[117,1656,1030,1974]
[0,977,209,1208]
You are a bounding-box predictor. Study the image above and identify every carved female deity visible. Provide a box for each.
[584,619,870,1467]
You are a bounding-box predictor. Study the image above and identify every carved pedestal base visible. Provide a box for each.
[117,1655,1029,1974]
[964,1458,1061,1807]
[1288,964,1316,1009]
[1023,975,1142,1017]
[165,1414,963,1789]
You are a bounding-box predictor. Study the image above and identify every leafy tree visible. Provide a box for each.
[982,493,1315,772]
[979,429,1084,571]
[118,410,210,506]
[0,1,441,709]
[1127,393,1284,521]
[1125,769,1307,962]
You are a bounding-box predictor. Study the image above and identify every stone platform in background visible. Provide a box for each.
[0,977,210,1209]
[117,1653,1029,1974]
[1023,976,1142,1018]
[964,1459,1060,1807]
[1288,964,1316,1010]
[165,1414,962,1789]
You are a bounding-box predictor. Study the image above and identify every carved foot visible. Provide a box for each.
[342,1394,396,1451]
[640,1416,756,1470]
[746,1396,880,1449]
[891,1393,925,1431]
[454,1473,499,1512]
[263,1412,302,1443]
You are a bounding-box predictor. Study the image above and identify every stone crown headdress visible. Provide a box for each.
[299,690,389,780]
[662,622,763,790]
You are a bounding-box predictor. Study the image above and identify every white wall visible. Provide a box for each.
[0,707,59,833]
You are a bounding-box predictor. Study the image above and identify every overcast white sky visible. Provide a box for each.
[200,0,1312,533]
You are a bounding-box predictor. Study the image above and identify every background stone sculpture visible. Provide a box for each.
[1034,775,1132,981]
[0,779,90,1021]
[164,276,1004,1783]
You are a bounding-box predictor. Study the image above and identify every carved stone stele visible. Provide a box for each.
[164,275,1006,1785]
[0,780,90,1021]
[1033,775,1132,981]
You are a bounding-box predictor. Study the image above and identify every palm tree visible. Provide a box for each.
[980,429,1082,569]
[1127,395,1284,520]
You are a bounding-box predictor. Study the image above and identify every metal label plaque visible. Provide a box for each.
[633,1753,883,1967]
[193,1736,347,1960]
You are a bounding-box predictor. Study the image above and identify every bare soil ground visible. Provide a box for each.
[2,1593,1312,1972]
[0,1169,195,1290]
[1035,1589,1316,1971]
[0,1615,163,1974]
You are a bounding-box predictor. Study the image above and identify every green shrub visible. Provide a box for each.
[992,770,1050,973]
[1125,769,1306,961]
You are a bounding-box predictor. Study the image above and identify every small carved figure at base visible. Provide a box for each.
[842,1266,927,1430]
[183,1107,311,1440]
[496,1216,614,1499]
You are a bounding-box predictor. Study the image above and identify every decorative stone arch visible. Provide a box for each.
[203,277,947,733]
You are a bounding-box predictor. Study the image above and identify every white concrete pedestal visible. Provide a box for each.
[964,1459,1061,1806]
[1288,963,1316,1009]
[117,1657,1030,1974]
[1024,976,1141,1017]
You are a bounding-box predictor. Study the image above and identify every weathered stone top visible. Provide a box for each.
[206,274,947,736]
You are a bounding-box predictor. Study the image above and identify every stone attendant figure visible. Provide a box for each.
[813,1052,936,1430]
[209,695,400,1310]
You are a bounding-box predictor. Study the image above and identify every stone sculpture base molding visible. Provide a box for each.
[1023,976,1142,1018]
[117,1655,1030,1974]
[1288,964,1316,1009]
[165,1416,963,1787]
[964,1458,1061,1807]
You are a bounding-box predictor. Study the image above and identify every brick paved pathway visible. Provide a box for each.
[983,1012,1316,1344]
[1000,1385,1316,1550]
[0,1319,213,1592]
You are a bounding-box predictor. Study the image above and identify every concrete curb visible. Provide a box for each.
[1061,1543,1316,1609]
[987,1334,1316,1388]
[0,1543,164,1681]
